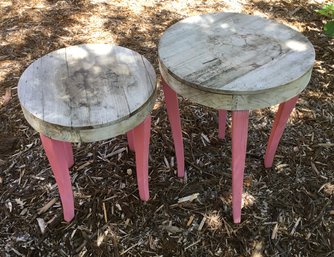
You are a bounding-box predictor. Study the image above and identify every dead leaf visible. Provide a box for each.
[160,225,183,234]
[0,88,12,107]
[149,235,158,250]
[323,184,334,196]
[15,198,25,209]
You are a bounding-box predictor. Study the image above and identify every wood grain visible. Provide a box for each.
[159,12,315,108]
[18,44,156,142]
[160,62,312,110]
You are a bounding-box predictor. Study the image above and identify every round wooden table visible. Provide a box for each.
[158,13,315,223]
[18,44,157,221]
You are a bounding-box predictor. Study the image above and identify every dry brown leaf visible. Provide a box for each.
[160,225,183,234]
[0,88,12,107]
[323,184,334,196]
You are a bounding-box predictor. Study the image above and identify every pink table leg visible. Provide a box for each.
[40,134,74,222]
[264,96,299,168]
[218,109,228,140]
[133,115,151,201]
[162,79,185,178]
[231,110,249,224]
[62,142,74,168]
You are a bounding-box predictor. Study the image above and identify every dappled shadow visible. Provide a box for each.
[0,1,96,159]
[103,6,183,68]
[0,0,333,256]
[242,1,334,256]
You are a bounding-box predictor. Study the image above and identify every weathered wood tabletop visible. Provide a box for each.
[159,13,315,110]
[18,44,156,142]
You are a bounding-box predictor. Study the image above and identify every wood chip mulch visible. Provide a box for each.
[0,0,333,256]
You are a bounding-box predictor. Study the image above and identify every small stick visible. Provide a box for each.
[38,198,58,214]
[155,204,164,213]
[198,216,206,231]
[187,215,195,227]
[120,242,140,255]
[271,223,279,239]
[311,162,320,175]
[177,193,199,203]
[103,202,108,224]
[185,239,201,250]
[290,217,301,235]
[316,143,334,147]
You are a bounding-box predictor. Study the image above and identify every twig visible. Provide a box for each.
[120,242,140,256]
[316,143,334,147]
[187,215,195,226]
[198,216,206,231]
[38,198,58,214]
[177,193,199,203]
[290,217,301,235]
[271,223,279,239]
[185,239,201,250]
[103,202,108,224]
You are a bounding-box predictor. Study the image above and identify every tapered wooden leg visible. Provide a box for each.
[40,134,74,222]
[231,111,249,224]
[133,116,151,201]
[264,96,299,168]
[218,109,228,139]
[162,79,185,178]
[127,130,135,152]
[62,142,74,168]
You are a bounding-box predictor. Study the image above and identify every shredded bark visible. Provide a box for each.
[0,0,333,256]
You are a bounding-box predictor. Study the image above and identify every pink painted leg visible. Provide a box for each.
[162,79,185,178]
[218,109,228,139]
[40,134,74,222]
[127,130,135,152]
[133,116,151,201]
[62,142,74,168]
[264,96,299,168]
[231,111,249,224]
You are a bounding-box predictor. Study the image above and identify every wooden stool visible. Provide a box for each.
[18,44,157,221]
[158,13,315,223]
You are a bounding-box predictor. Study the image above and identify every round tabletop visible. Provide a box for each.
[18,44,157,142]
[159,12,315,110]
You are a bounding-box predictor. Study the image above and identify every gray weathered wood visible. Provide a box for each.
[159,13,315,110]
[18,44,157,142]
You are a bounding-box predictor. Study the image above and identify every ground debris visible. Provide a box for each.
[0,0,333,256]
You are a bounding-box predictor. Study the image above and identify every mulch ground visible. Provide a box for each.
[0,0,333,256]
